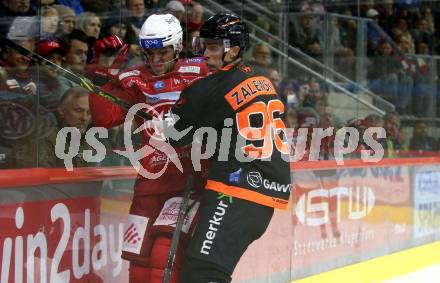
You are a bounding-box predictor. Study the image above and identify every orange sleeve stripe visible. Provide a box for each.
[224,76,276,110]
[206,180,289,210]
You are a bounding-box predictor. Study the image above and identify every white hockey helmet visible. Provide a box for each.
[139,13,183,55]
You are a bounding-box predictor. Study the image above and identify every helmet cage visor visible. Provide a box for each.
[192,37,231,56]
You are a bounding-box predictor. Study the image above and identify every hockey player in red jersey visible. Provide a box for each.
[89,14,208,283]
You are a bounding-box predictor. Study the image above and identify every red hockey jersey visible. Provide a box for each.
[89,58,209,195]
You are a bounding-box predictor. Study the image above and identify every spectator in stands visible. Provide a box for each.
[0,0,34,17]
[0,17,38,96]
[254,15,272,42]
[375,0,397,34]
[409,121,436,152]
[126,0,148,31]
[420,7,435,35]
[278,78,299,109]
[40,6,59,39]
[397,126,409,152]
[366,8,384,55]
[289,13,322,59]
[75,12,101,40]
[392,18,415,53]
[286,107,297,128]
[267,67,281,86]
[41,86,98,168]
[394,7,413,26]
[360,0,375,17]
[396,34,413,54]
[53,4,76,38]
[338,7,357,51]
[367,40,400,109]
[59,30,89,90]
[0,17,59,169]
[101,9,129,40]
[334,46,355,80]
[394,36,415,114]
[416,41,430,55]
[364,114,384,151]
[301,0,326,15]
[413,44,433,117]
[186,1,204,31]
[100,9,140,65]
[311,80,327,97]
[380,111,402,157]
[365,113,384,128]
[57,0,84,15]
[37,39,70,113]
[57,86,91,134]
[0,0,36,35]
[411,18,433,49]
[250,43,273,71]
[346,117,368,157]
[165,0,186,22]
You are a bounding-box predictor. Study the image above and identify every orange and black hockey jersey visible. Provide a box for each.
[170,61,291,209]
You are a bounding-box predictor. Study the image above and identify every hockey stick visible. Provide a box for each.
[162,173,194,283]
[0,34,152,121]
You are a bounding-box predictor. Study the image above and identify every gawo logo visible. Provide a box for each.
[262,179,292,193]
[247,171,262,188]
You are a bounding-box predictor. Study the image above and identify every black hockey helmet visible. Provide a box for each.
[193,13,249,56]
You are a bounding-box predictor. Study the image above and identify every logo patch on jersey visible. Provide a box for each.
[178,66,201,74]
[247,171,262,188]
[154,81,165,89]
[224,76,276,110]
[153,197,199,234]
[122,214,149,254]
[119,70,140,80]
[229,168,242,183]
[185,58,203,63]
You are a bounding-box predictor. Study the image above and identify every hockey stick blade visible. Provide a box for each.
[0,34,152,121]
[162,173,194,283]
